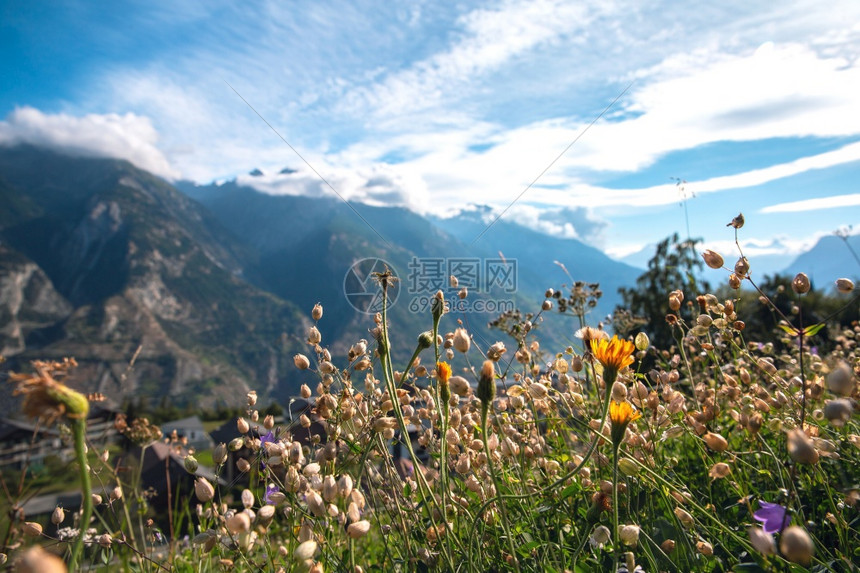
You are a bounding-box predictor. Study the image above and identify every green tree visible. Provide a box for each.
[617,233,710,350]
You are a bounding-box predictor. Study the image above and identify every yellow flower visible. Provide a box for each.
[436,361,452,384]
[437,361,452,405]
[609,400,640,446]
[590,335,635,381]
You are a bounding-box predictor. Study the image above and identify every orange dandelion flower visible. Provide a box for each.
[590,335,635,382]
[436,361,452,384]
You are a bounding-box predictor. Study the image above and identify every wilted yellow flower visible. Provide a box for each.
[11,359,88,425]
[610,400,641,446]
[591,336,635,381]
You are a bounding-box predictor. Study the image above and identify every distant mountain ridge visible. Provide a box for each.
[0,145,309,414]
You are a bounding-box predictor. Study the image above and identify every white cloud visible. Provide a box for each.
[761,193,860,213]
[0,107,180,179]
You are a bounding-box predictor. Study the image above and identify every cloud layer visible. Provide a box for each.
[0,107,180,179]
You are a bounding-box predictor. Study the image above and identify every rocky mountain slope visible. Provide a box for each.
[0,146,308,413]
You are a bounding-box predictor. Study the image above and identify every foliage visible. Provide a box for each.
[618,233,710,350]
[2,224,859,573]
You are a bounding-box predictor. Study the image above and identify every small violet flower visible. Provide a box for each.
[753,501,789,534]
[259,430,276,468]
[264,484,279,505]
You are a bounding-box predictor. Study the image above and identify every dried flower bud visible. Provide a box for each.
[779,526,813,565]
[619,524,640,547]
[824,399,854,426]
[294,354,311,370]
[22,521,42,537]
[453,328,471,354]
[195,477,215,502]
[748,527,775,555]
[702,249,724,269]
[295,540,318,561]
[787,428,819,464]
[708,462,731,480]
[51,506,65,525]
[702,432,728,452]
[307,326,322,345]
[734,257,750,278]
[727,212,745,229]
[674,507,694,528]
[14,546,65,573]
[487,341,507,361]
[835,278,855,293]
[347,520,371,539]
[237,418,250,434]
[728,273,741,289]
[226,511,251,534]
[312,303,323,321]
[213,443,228,464]
[791,273,810,294]
[696,541,713,556]
[827,361,855,396]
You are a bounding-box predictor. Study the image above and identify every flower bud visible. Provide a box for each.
[619,524,639,547]
[51,506,65,525]
[477,361,496,408]
[779,526,813,565]
[827,361,855,396]
[22,522,42,536]
[312,303,323,321]
[787,428,819,464]
[453,328,470,354]
[213,443,228,464]
[226,511,251,534]
[307,326,321,345]
[702,249,724,269]
[734,257,750,278]
[184,455,199,474]
[728,273,741,289]
[835,278,855,293]
[294,354,311,370]
[791,273,810,294]
[195,477,215,502]
[347,520,371,539]
[702,432,728,452]
[824,399,854,427]
[634,332,649,351]
[748,527,775,555]
[237,418,250,434]
[727,212,745,229]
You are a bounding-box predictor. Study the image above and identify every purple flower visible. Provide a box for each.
[264,484,279,504]
[753,501,789,534]
[259,430,276,468]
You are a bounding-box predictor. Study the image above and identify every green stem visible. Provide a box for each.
[612,443,621,568]
[481,403,521,572]
[71,417,93,569]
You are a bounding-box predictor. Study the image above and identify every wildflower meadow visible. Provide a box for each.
[2,219,859,572]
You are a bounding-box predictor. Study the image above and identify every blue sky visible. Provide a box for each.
[1,0,859,270]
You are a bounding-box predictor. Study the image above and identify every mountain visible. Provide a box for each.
[430,206,640,315]
[782,233,860,286]
[0,145,644,414]
[0,145,308,413]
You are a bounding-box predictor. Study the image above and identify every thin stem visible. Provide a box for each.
[70,417,92,569]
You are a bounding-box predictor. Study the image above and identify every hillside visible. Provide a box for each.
[0,146,308,413]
